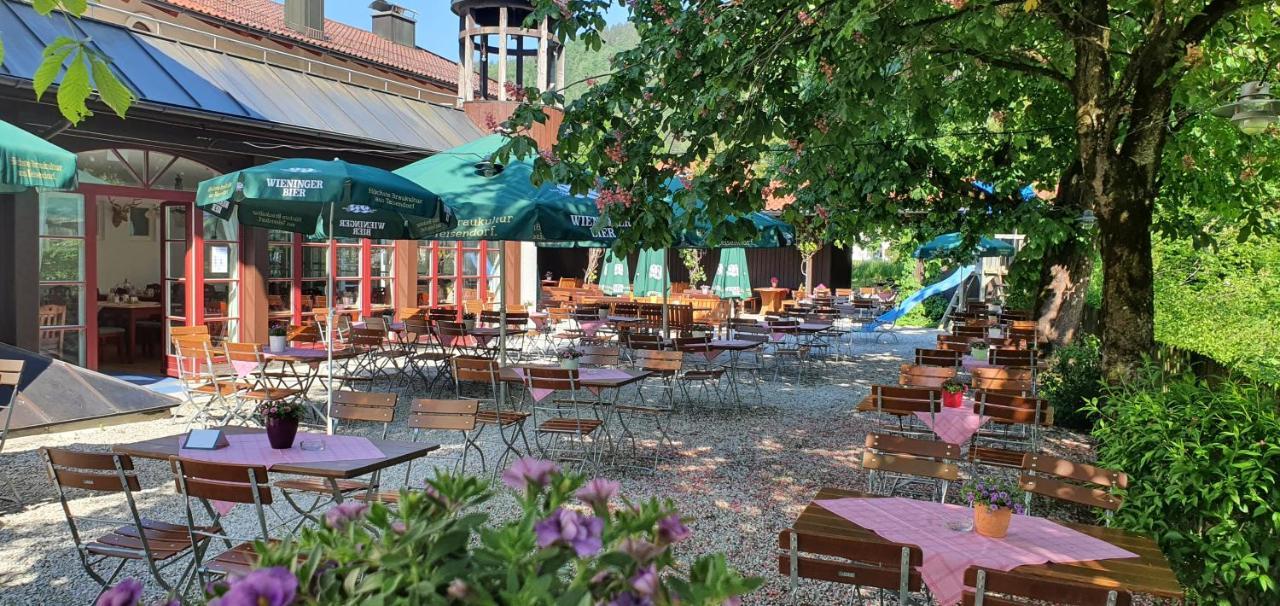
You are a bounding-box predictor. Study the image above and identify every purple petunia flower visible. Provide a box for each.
[534,507,604,557]
[576,478,620,507]
[97,578,143,606]
[657,514,692,544]
[212,567,298,606]
[631,564,658,596]
[608,592,654,606]
[323,501,368,530]
[501,457,560,491]
[390,520,407,534]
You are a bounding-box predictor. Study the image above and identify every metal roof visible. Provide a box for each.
[0,0,485,153]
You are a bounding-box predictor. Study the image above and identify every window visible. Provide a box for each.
[267,230,294,322]
[415,241,496,309]
[76,149,217,192]
[38,193,87,365]
[416,243,434,306]
[201,211,239,344]
[369,239,394,312]
[301,236,362,319]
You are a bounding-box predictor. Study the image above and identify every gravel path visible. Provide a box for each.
[0,328,1097,604]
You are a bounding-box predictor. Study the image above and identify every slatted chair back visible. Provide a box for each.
[41,448,184,582]
[936,340,972,354]
[862,433,962,501]
[782,533,923,602]
[397,307,426,323]
[170,457,272,540]
[522,366,578,392]
[428,307,457,323]
[673,335,711,359]
[938,333,976,349]
[287,324,321,344]
[173,337,219,386]
[973,374,1035,396]
[452,355,500,403]
[898,364,957,388]
[349,327,387,350]
[914,347,962,368]
[962,567,1131,606]
[1006,325,1038,344]
[871,385,941,414]
[974,392,1050,426]
[580,346,622,367]
[1007,320,1037,331]
[626,332,666,351]
[170,324,211,344]
[409,399,479,432]
[990,348,1039,368]
[1020,454,1127,520]
[613,302,639,317]
[634,349,683,375]
[331,391,397,439]
[571,306,604,324]
[402,318,434,346]
[363,316,391,332]
[952,324,989,340]
[999,309,1033,322]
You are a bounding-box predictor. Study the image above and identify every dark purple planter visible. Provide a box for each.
[265,416,299,449]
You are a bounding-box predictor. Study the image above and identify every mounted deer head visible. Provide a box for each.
[108,198,143,228]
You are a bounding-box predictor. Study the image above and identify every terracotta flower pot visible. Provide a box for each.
[265,416,299,449]
[942,389,966,409]
[974,504,1012,538]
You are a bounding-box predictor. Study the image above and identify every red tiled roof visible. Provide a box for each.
[157,0,462,88]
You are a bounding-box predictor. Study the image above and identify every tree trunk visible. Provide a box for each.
[1096,175,1156,381]
[1034,162,1094,347]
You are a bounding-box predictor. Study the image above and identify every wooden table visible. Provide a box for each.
[780,487,1183,601]
[114,426,440,500]
[498,366,651,389]
[754,287,790,313]
[99,301,163,363]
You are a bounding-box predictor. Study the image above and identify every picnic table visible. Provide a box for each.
[781,487,1182,604]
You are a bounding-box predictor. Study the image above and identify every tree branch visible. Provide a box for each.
[1181,0,1261,44]
[933,46,1071,86]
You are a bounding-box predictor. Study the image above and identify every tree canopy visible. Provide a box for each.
[502,0,1279,377]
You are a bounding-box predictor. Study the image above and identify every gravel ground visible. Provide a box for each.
[0,328,1098,605]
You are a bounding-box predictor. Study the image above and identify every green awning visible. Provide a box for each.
[196,158,453,239]
[394,135,611,242]
[711,247,752,299]
[0,119,77,192]
[914,232,1016,259]
[599,251,631,296]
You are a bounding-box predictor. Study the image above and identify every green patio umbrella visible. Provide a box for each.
[598,251,631,296]
[711,247,751,299]
[913,232,1015,259]
[196,158,452,434]
[0,119,77,192]
[394,134,611,242]
[633,248,671,297]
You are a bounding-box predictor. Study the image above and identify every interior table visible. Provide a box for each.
[99,301,163,363]
[114,426,440,503]
[780,486,1182,603]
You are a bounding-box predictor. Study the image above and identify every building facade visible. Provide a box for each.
[0,0,559,374]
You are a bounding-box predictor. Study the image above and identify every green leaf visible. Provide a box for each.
[56,51,93,125]
[61,0,89,15]
[31,0,57,15]
[33,36,79,100]
[88,52,133,118]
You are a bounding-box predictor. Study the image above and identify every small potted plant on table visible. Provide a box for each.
[268,324,288,353]
[557,345,583,370]
[970,341,990,363]
[941,377,967,408]
[259,400,303,449]
[962,478,1024,538]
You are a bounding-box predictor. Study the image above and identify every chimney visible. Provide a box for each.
[284,0,325,38]
[369,1,417,47]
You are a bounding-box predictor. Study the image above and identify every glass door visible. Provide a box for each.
[37,192,88,366]
[161,203,191,374]
[198,210,239,345]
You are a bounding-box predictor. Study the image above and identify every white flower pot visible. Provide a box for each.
[560,359,579,370]
[268,335,288,353]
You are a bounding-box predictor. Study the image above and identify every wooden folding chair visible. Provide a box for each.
[898,363,956,388]
[174,338,246,429]
[780,531,924,604]
[170,457,274,585]
[972,366,1036,395]
[862,432,962,502]
[867,385,941,438]
[0,360,22,504]
[963,567,1131,606]
[222,342,303,425]
[952,323,990,341]
[990,348,1040,369]
[1020,454,1127,524]
[526,368,604,471]
[400,318,452,392]
[580,345,622,368]
[915,347,962,369]
[452,356,531,475]
[409,398,481,474]
[43,448,209,598]
[765,319,811,382]
[936,334,974,353]
[970,391,1050,461]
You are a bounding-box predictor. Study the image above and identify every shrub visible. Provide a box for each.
[849,260,901,286]
[1087,369,1280,605]
[1037,334,1103,431]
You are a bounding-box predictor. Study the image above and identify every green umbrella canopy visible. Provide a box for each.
[394,135,613,242]
[195,158,454,239]
[0,119,77,192]
[665,180,795,249]
[711,247,752,299]
[914,232,1016,260]
[598,251,631,296]
[633,249,671,296]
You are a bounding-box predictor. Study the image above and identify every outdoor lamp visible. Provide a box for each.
[1211,81,1280,135]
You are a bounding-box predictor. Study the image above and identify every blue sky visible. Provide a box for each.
[325,2,630,61]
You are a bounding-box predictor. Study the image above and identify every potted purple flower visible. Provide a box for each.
[962,478,1025,538]
[258,400,303,449]
[557,345,584,370]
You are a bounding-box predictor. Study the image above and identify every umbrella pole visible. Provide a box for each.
[498,242,509,409]
[661,248,670,339]
[325,200,337,435]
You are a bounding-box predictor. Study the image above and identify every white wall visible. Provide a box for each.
[97,200,162,295]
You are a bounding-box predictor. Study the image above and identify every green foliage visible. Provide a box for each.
[1037,334,1102,431]
[849,260,899,286]
[1154,235,1280,386]
[562,23,639,105]
[15,1,135,124]
[679,249,707,286]
[1088,369,1280,604]
[251,466,761,605]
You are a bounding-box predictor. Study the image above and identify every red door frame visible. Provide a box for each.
[159,200,193,375]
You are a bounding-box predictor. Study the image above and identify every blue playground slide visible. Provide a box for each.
[876,265,974,324]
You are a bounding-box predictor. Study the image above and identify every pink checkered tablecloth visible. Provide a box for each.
[512,368,635,402]
[916,399,989,444]
[815,497,1138,605]
[579,319,608,337]
[962,355,997,371]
